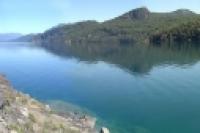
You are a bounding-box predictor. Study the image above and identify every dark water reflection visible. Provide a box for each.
[42,42,200,75]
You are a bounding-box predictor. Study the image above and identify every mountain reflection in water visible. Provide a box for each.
[42,42,200,75]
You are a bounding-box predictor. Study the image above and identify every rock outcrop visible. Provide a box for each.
[0,75,97,133]
[100,127,110,133]
[118,7,150,20]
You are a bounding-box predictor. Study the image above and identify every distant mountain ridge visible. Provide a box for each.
[12,34,36,42]
[0,33,22,42]
[173,9,196,15]
[18,7,200,44]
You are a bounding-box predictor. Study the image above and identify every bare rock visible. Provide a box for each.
[100,127,110,133]
[45,104,51,112]
[10,130,18,133]
[20,107,29,117]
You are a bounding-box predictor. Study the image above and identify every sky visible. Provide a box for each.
[0,0,200,34]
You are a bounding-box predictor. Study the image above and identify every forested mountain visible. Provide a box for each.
[150,20,200,43]
[30,7,200,45]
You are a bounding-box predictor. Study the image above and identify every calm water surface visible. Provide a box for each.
[1,42,200,133]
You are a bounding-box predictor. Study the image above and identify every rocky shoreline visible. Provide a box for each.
[0,75,109,133]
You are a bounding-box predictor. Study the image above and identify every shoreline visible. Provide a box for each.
[0,75,104,133]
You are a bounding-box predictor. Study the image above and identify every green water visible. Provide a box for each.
[1,42,200,133]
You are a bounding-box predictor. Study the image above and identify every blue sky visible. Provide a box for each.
[1,0,200,34]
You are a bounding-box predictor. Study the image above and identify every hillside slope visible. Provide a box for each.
[25,7,200,45]
[150,20,200,43]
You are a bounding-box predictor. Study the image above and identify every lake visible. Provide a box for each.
[1,42,200,133]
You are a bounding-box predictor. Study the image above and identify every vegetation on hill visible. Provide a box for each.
[150,19,200,44]
[32,7,200,45]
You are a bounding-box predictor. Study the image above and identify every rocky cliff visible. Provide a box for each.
[117,7,150,20]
